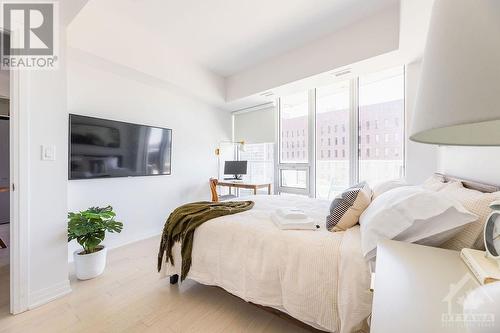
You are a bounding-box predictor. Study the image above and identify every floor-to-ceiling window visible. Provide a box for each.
[358,67,405,185]
[277,67,405,199]
[277,91,312,195]
[316,80,351,199]
[238,143,274,195]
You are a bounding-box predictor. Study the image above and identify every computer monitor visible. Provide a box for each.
[224,161,247,180]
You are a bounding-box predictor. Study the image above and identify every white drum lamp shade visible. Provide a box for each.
[410,0,500,146]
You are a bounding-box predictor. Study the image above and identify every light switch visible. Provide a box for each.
[41,145,56,161]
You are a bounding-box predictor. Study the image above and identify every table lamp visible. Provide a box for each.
[410,0,500,146]
[410,1,500,332]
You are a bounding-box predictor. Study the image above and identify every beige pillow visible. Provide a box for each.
[439,181,500,250]
[326,182,372,232]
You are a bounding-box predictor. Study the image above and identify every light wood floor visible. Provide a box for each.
[0,235,310,333]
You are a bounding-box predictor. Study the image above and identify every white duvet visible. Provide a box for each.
[163,195,372,333]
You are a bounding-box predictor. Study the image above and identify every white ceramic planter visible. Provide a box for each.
[73,245,107,280]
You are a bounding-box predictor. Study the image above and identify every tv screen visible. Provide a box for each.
[69,114,172,180]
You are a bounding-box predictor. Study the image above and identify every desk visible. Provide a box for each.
[217,181,272,195]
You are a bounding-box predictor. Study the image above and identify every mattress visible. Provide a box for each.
[163,195,372,333]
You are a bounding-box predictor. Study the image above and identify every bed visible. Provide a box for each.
[161,173,500,333]
[162,195,373,333]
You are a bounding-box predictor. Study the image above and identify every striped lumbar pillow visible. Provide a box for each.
[327,182,372,232]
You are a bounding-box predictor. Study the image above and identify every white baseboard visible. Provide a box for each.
[107,231,162,251]
[68,231,162,263]
[29,279,72,310]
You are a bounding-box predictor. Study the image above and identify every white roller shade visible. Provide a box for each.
[234,106,275,144]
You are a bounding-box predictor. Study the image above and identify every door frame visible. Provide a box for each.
[8,28,31,314]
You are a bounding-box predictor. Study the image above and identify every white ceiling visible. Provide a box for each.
[68,0,437,112]
[80,0,398,77]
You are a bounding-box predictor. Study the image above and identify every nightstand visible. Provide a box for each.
[371,240,480,333]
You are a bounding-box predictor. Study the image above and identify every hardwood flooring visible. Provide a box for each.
[0,235,310,333]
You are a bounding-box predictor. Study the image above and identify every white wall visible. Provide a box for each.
[25,28,70,308]
[404,60,438,184]
[67,2,225,107]
[398,0,435,63]
[67,52,231,258]
[226,5,400,101]
[4,0,91,312]
[438,146,500,185]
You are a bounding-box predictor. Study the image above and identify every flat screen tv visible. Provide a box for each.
[69,114,172,180]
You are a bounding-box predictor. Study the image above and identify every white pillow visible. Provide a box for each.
[372,179,409,199]
[422,174,447,191]
[359,186,477,260]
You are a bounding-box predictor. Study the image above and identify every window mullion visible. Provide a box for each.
[349,77,359,186]
[308,88,316,198]
[274,97,280,193]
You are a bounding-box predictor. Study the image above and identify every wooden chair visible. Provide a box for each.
[209,178,237,202]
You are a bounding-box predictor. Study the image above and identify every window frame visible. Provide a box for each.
[275,90,316,196]
[357,67,406,183]
[276,67,406,198]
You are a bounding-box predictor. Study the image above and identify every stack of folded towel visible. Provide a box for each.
[271,208,320,230]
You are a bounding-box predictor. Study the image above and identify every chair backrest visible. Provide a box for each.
[209,178,219,202]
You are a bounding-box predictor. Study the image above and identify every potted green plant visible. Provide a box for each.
[68,206,123,280]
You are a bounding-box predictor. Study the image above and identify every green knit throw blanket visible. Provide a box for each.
[157,200,254,281]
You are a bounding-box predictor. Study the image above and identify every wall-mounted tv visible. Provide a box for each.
[69,114,172,180]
